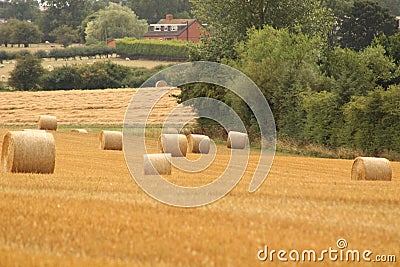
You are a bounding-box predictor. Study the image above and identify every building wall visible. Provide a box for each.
[177,21,206,42]
[144,21,207,42]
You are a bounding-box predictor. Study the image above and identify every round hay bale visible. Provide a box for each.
[99,130,122,150]
[143,153,172,175]
[227,131,248,149]
[351,157,392,181]
[155,80,168,87]
[38,115,57,130]
[187,134,210,154]
[158,134,187,157]
[1,131,55,174]
[71,129,88,134]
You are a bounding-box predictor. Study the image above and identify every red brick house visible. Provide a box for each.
[144,14,207,42]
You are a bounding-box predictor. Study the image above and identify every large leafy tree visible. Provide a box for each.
[126,0,191,23]
[9,55,45,91]
[50,25,79,47]
[189,0,334,61]
[38,0,95,42]
[84,3,148,44]
[0,0,40,21]
[337,0,398,51]
[7,19,43,47]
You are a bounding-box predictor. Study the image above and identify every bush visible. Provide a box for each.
[9,54,44,91]
[39,61,165,90]
[40,65,82,90]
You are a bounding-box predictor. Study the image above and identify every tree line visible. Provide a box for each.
[0,0,192,46]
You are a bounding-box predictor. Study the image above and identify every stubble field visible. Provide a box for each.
[0,88,399,266]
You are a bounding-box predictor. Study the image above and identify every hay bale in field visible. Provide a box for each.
[143,153,172,175]
[227,131,248,149]
[71,129,88,134]
[187,134,210,154]
[158,134,187,157]
[155,80,168,87]
[38,115,57,130]
[99,130,123,150]
[1,131,55,174]
[351,157,392,181]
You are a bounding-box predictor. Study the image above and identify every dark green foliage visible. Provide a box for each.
[337,0,398,51]
[39,61,164,90]
[116,38,189,61]
[40,65,82,90]
[8,55,45,91]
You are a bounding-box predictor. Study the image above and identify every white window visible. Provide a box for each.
[154,26,161,31]
[171,25,178,31]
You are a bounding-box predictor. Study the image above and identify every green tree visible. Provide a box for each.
[189,0,333,61]
[126,0,191,23]
[84,3,148,44]
[0,0,40,21]
[388,32,400,64]
[50,25,79,47]
[232,26,324,138]
[0,23,12,47]
[8,20,43,47]
[337,0,398,51]
[344,86,400,154]
[9,55,45,91]
[38,0,94,41]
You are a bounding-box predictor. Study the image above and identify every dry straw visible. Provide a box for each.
[38,115,57,130]
[155,80,168,87]
[1,131,55,174]
[187,134,210,154]
[143,153,172,175]
[158,134,187,157]
[227,131,248,149]
[71,129,88,134]
[99,130,123,150]
[351,157,392,181]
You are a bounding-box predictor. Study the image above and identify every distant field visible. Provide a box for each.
[0,43,180,81]
[0,88,399,266]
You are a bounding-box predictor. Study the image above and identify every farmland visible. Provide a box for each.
[0,88,400,266]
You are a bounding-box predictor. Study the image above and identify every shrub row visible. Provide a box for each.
[116,38,188,61]
[0,45,115,63]
[40,60,163,90]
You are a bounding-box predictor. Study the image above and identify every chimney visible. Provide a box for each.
[166,14,173,21]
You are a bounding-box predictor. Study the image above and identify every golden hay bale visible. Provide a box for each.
[71,129,88,134]
[38,115,57,130]
[143,153,172,175]
[1,131,55,174]
[187,134,210,154]
[99,130,123,150]
[351,157,392,181]
[158,134,187,157]
[227,131,248,149]
[155,80,168,87]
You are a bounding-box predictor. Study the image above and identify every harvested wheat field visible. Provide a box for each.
[0,89,399,267]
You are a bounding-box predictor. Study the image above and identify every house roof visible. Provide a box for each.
[157,18,196,25]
